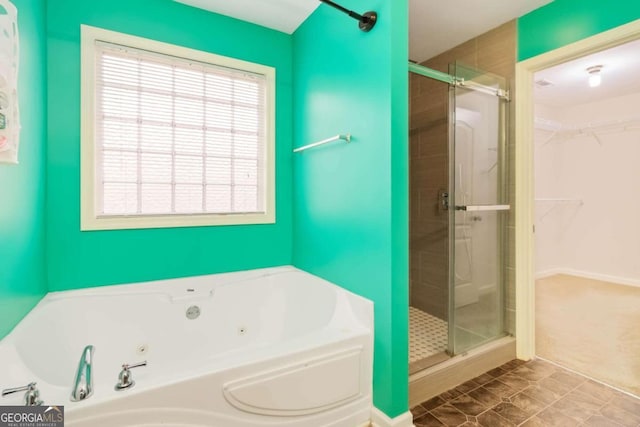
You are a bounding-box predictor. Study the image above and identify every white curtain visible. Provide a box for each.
[0,0,19,164]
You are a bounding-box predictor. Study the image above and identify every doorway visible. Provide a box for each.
[515,19,640,398]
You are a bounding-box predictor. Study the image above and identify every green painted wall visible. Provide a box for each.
[292,0,409,418]
[0,0,47,337]
[4,1,412,415]
[518,0,640,60]
[46,0,293,290]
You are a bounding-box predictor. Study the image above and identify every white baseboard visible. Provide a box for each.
[535,268,564,280]
[371,407,414,427]
[535,268,640,288]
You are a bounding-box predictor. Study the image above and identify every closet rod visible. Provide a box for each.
[535,116,640,133]
[535,198,583,203]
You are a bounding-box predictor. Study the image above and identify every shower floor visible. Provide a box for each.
[409,307,448,364]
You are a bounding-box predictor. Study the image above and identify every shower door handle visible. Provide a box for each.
[455,204,511,212]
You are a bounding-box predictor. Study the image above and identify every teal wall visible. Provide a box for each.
[518,0,640,60]
[5,0,412,416]
[2,0,634,413]
[292,0,409,418]
[46,0,293,290]
[0,0,47,337]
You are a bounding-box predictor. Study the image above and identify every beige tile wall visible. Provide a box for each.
[409,21,516,334]
[409,71,449,320]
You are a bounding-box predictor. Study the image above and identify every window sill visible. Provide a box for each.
[80,211,275,231]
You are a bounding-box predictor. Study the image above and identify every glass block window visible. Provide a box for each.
[81,26,274,230]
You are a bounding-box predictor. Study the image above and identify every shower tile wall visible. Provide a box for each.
[409,72,449,320]
[410,21,517,333]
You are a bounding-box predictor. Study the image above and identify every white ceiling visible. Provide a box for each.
[409,0,553,62]
[175,0,553,61]
[534,38,640,108]
[175,0,319,34]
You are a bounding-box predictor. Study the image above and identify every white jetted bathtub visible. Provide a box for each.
[0,266,374,426]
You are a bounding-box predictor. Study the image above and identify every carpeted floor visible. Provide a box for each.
[536,274,640,397]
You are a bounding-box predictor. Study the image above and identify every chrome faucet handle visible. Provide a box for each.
[114,361,147,391]
[123,361,147,370]
[2,382,43,406]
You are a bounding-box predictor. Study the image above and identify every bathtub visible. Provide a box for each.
[0,266,374,427]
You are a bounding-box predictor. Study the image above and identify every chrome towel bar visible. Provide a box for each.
[293,134,351,153]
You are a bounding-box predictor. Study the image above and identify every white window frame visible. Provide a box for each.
[80,25,276,231]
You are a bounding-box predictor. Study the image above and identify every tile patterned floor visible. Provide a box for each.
[409,306,448,363]
[411,358,640,426]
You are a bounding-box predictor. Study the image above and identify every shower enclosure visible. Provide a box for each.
[409,62,509,372]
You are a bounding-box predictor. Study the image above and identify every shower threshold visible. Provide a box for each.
[409,336,516,407]
[409,305,503,375]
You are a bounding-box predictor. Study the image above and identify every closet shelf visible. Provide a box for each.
[535,198,583,203]
[535,116,640,145]
[535,198,583,220]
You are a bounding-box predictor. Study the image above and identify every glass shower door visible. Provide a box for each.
[447,63,509,355]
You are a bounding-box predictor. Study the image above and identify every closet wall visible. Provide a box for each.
[535,91,640,286]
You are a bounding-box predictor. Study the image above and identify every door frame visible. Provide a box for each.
[514,19,640,359]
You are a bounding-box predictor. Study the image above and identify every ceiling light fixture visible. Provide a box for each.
[587,65,603,88]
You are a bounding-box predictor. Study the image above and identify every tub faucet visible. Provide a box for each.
[2,382,43,406]
[114,361,147,391]
[71,345,94,402]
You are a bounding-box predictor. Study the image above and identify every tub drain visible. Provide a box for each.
[186,305,201,320]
